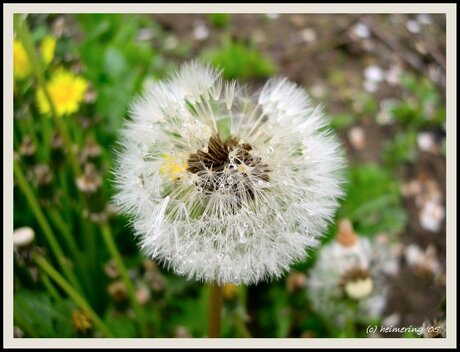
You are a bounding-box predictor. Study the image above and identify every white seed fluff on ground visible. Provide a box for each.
[114,62,346,285]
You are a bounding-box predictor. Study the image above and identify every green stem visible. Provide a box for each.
[24,107,38,145]
[41,272,62,303]
[39,113,53,162]
[14,15,81,177]
[14,159,83,294]
[208,283,222,338]
[48,208,81,257]
[100,222,148,337]
[34,254,114,338]
[235,285,252,337]
[235,316,252,338]
[14,311,39,338]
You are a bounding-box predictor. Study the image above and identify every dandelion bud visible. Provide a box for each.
[79,137,102,165]
[336,218,358,247]
[77,163,108,221]
[18,135,36,165]
[72,310,92,334]
[107,280,128,302]
[286,272,307,293]
[32,164,54,205]
[51,133,65,168]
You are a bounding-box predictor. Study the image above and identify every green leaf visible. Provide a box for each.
[203,36,276,80]
[208,14,231,28]
[14,290,74,337]
[103,310,138,338]
[337,163,407,235]
[330,113,356,130]
[104,47,127,78]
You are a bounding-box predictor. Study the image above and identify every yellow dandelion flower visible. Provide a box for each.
[40,36,56,65]
[13,39,31,79]
[37,69,88,117]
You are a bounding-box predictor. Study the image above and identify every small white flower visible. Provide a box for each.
[306,219,399,327]
[114,61,346,285]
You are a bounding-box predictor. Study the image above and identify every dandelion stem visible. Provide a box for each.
[41,271,62,303]
[14,159,83,294]
[48,207,81,257]
[100,222,149,337]
[235,315,252,338]
[208,282,223,338]
[33,254,114,338]
[14,15,81,177]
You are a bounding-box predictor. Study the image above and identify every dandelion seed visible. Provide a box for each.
[114,61,346,285]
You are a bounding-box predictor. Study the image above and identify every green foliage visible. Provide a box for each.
[14,290,74,337]
[203,36,276,80]
[74,14,166,141]
[330,113,356,131]
[208,14,231,28]
[391,73,445,129]
[380,73,445,170]
[382,129,418,168]
[337,163,407,236]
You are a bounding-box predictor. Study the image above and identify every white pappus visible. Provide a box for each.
[113,61,346,285]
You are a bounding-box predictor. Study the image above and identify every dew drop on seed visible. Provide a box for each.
[239,235,248,244]
[227,176,234,184]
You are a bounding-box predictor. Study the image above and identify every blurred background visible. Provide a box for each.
[13,13,446,338]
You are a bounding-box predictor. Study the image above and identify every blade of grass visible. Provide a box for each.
[100,222,149,337]
[14,159,83,294]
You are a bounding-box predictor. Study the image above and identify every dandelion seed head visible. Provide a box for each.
[306,221,400,326]
[114,61,346,285]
